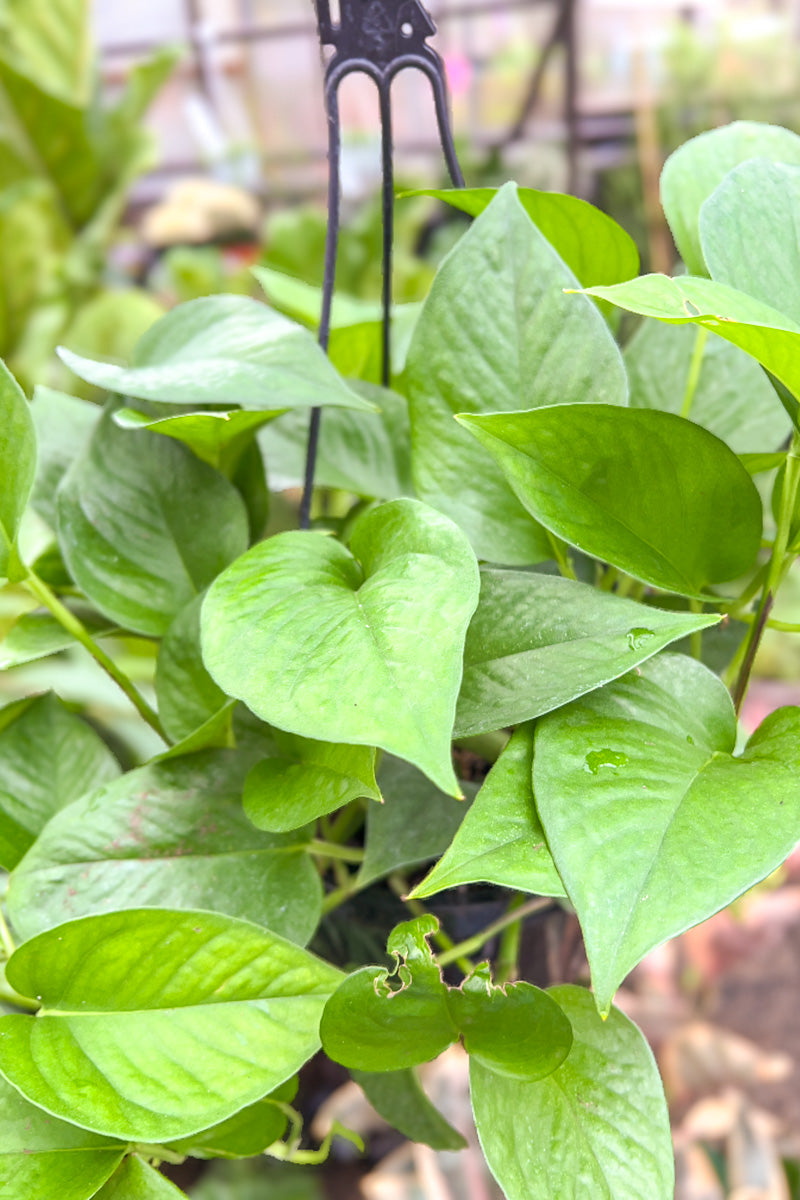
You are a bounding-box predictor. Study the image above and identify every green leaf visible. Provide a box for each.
[534,654,800,1014]
[244,734,380,833]
[156,595,228,743]
[406,186,639,288]
[584,272,800,407]
[165,1081,296,1160]
[113,407,275,470]
[57,401,249,636]
[7,750,322,946]
[0,357,35,577]
[0,692,119,872]
[202,499,480,796]
[90,1156,187,1199]
[455,568,720,737]
[320,916,457,1072]
[358,756,476,888]
[58,290,166,399]
[0,605,115,669]
[0,1073,123,1200]
[459,405,762,597]
[259,383,412,500]
[0,909,342,1142]
[471,985,673,1200]
[58,295,375,414]
[701,159,800,328]
[625,320,790,453]
[405,183,627,564]
[29,386,97,528]
[351,1068,467,1151]
[447,963,572,1081]
[660,120,800,275]
[0,0,92,105]
[410,725,564,900]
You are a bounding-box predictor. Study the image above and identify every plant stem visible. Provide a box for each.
[0,906,15,959]
[688,597,703,661]
[321,878,363,915]
[546,533,577,580]
[309,839,364,864]
[326,799,367,844]
[23,571,168,742]
[437,895,553,968]
[495,894,525,984]
[680,325,708,419]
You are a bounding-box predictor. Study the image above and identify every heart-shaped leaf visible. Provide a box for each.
[0,1074,124,1200]
[405,183,627,564]
[320,917,457,1072]
[701,159,800,326]
[534,654,800,1013]
[410,725,564,900]
[471,985,673,1200]
[201,499,480,796]
[0,693,119,871]
[459,406,762,597]
[447,964,572,1081]
[7,751,322,946]
[625,319,790,453]
[244,734,380,832]
[0,909,342,1142]
[406,186,639,289]
[58,295,374,414]
[57,401,249,636]
[660,120,800,274]
[455,568,720,737]
[0,357,36,578]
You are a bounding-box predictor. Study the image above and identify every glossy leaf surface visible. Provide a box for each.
[534,655,800,1013]
[244,734,380,832]
[625,319,790,452]
[460,405,762,596]
[29,386,97,527]
[660,120,800,274]
[202,500,479,796]
[0,693,119,871]
[8,751,322,945]
[0,909,342,1142]
[352,1068,467,1151]
[57,402,249,636]
[411,725,564,900]
[59,295,373,413]
[0,358,35,577]
[113,406,275,470]
[405,183,627,564]
[156,595,228,743]
[455,568,719,736]
[471,985,673,1200]
[0,1074,123,1200]
[408,186,639,288]
[91,1157,187,1198]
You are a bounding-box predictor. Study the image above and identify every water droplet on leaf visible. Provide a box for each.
[626,627,655,651]
[584,749,629,774]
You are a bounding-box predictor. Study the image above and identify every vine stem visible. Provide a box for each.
[0,906,15,958]
[436,895,553,968]
[680,325,708,419]
[309,839,364,864]
[23,570,168,742]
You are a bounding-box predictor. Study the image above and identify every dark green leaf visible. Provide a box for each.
[459,405,762,597]
[625,320,790,453]
[0,1073,123,1200]
[447,963,572,1081]
[351,1068,467,1151]
[660,120,800,274]
[58,296,375,414]
[156,595,228,744]
[0,357,35,577]
[57,402,249,636]
[29,386,97,528]
[165,1089,292,1160]
[471,985,673,1200]
[358,756,476,888]
[405,183,627,564]
[113,407,275,470]
[91,1156,187,1198]
[407,186,639,288]
[320,916,457,1071]
[455,568,720,737]
[202,499,480,796]
[0,909,342,1142]
[0,692,119,871]
[534,654,800,1013]
[244,735,380,832]
[7,751,322,945]
[410,725,564,900]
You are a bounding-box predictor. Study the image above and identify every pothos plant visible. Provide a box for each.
[0,118,799,1200]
